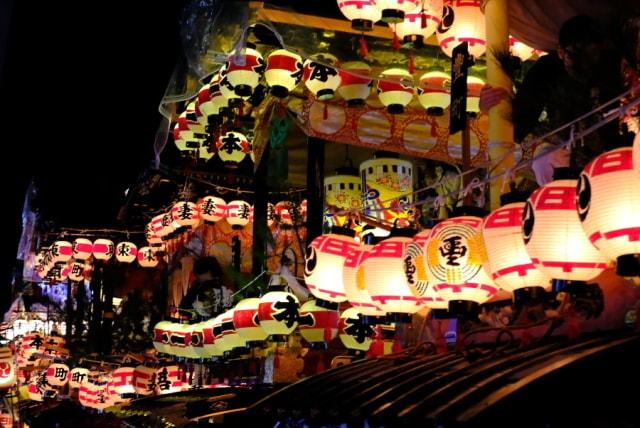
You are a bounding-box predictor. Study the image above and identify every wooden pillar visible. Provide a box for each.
[484,0,516,209]
[252,144,270,278]
[306,137,325,243]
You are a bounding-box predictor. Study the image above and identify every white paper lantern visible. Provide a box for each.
[466,75,484,113]
[418,70,450,111]
[92,239,114,261]
[199,196,227,223]
[303,54,341,101]
[145,222,163,247]
[577,148,640,276]
[207,72,229,117]
[338,307,373,351]
[0,347,16,390]
[436,0,486,58]
[404,229,448,310]
[304,232,361,303]
[0,411,13,428]
[258,290,300,337]
[46,363,70,387]
[68,367,89,389]
[108,367,136,396]
[154,365,185,395]
[375,0,421,23]
[171,201,201,230]
[265,49,303,98]
[482,203,550,293]
[219,309,246,352]
[133,365,156,396]
[226,200,252,228]
[223,47,264,97]
[523,180,608,282]
[210,314,229,356]
[343,245,386,317]
[394,1,443,44]
[137,247,158,268]
[338,61,372,106]
[233,298,268,346]
[633,132,640,177]
[298,300,339,348]
[509,36,535,61]
[50,241,73,264]
[377,68,415,114]
[337,0,382,31]
[115,242,138,263]
[153,321,173,355]
[79,380,111,409]
[216,131,252,167]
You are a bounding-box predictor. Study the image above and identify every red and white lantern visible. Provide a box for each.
[577,147,640,276]
[92,239,114,261]
[223,47,264,97]
[79,380,111,409]
[199,196,227,223]
[338,61,372,106]
[154,365,185,395]
[523,180,608,282]
[343,245,386,317]
[404,229,448,310]
[265,49,303,98]
[0,347,16,390]
[137,247,158,268]
[219,309,246,352]
[145,222,163,247]
[50,241,73,264]
[418,70,450,111]
[233,298,268,346]
[375,0,421,23]
[303,54,341,101]
[46,363,70,386]
[133,365,156,396]
[115,242,138,263]
[337,0,382,31]
[108,366,136,397]
[226,200,252,229]
[68,367,89,389]
[67,262,84,282]
[377,68,415,114]
[436,0,486,58]
[338,307,373,351]
[216,131,252,167]
[171,201,201,231]
[258,289,300,338]
[633,132,639,176]
[393,1,442,44]
[298,299,340,348]
[153,321,173,355]
[0,412,13,428]
[210,314,228,356]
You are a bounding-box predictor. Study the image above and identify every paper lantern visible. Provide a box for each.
[0,347,16,390]
[265,49,303,98]
[154,365,185,395]
[343,244,386,317]
[137,247,158,268]
[258,289,300,338]
[338,307,373,351]
[0,412,13,428]
[46,363,70,386]
[298,300,339,348]
[49,264,69,283]
[233,298,268,347]
[426,217,500,311]
[219,309,247,353]
[337,0,382,31]
[216,131,252,167]
[377,68,414,114]
[79,380,111,409]
[50,241,73,264]
[523,180,608,283]
[197,73,228,128]
[108,367,136,397]
[305,232,360,303]
[363,233,425,318]
[418,69,451,111]
[633,132,639,176]
[436,0,486,58]
[394,1,443,44]
[466,75,485,113]
[324,171,363,222]
[188,322,211,359]
[404,229,448,310]
[482,203,550,294]
[175,105,207,151]
[145,222,163,247]
[375,0,421,23]
[338,62,372,106]
[171,201,201,231]
[226,200,252,228]
[199,196,227,223]
[153,321,173,355]
[223,47,264,97]
[115,242,138,263]
[509,36,535,61]
[165,323,192,358]
[210,314,229,356]
[133,365,156,396]
[577,148,640,276]
[360,153,413,223]
[68,367,89,389]
[303,54,341,101]
[92,239,114,261]
[208,72,230,117]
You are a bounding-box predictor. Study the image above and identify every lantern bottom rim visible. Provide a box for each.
[351,19,373,32]
[347,98,366,107]
[361,315,387,326]
[307,342,329,350]
[426,106,445,117]
[616,254,640,277]
[316,89,335,101]
[315,299,340,310]
[387,104,405,115]
[386,313,412,324]
[234,84,253,97]
[448,300,480,319]
[381,9,404,24]
[270,85,289,98]
[431,308,452,320]
[268,334,289,344]
[513,286,547,306]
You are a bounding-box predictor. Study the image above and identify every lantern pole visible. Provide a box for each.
[483,0,516,210]
[306,137,325,243]
[252,143,270,280]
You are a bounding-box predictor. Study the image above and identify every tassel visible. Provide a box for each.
[421,10,427,28]
[323,327,332,343]
[408,51,416,74]
[316,357,326,373]
[392,339,403,353]
[359,34,369,59]
[274,352,280,368]
[567,315,581,340]
[521,330,533,348]
[367,338,385,358]
[323,102,329,120]
[238,102,244,118]
[392,30,401,50]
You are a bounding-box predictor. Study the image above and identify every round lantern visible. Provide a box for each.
[363,231,424,320]
[337,0,382,31]
[577,148,640,276]
[298,299,340,349]
[165,323,192,358]
[233,298,268,347]
[73,238,93,261]
[0,347,16,390]
[210,314,229,357]
[145,222,163,248]
[425,216,500,314]
[108,366,136,397]
[171,201,201,231]
[394,1,443,44]
[50,241,73,264]
[115,242,138,263]
[523,180,608,287]
[418,69,451,113]
[482,203,551,300]
[79,380,112,409]
[153,321,173,355]
[338,307,373,352]
[180,324,205,360]
[133,365,156,396]
[303,53,341,101]
[154,365,184,395]
[220,309,247,354]
[199,196,227,223]
[92,239,114,261]
[436,0,486,58]
[223,47,264,97]
[196,82,217,128]
[304,231,361,304]
[466,75,485,113]
[216,131,252,167]
[258,288,300,340]
[343,244,386,319]
[338,62,372,106]
[403,229,448,310]
[377,68,414,114]
[265,49,303,98]
[375,0,421,23]
[68,367,89,389]
[226,200,252,229]
[509,36,535,61]
[137,247,159,268]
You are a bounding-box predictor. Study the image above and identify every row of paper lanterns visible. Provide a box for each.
[303,146,640,316]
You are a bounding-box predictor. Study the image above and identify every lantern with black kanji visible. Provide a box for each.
[115,242,138,263]
[92,239,114,261]
[377,68,415,114]
[223,47,265,97]
[523,180,609,289]
[298,299,340,349]
[393,0,443,44]
[303,53,341,101]
[108,367,135,397]
[304,231,361,305]
[226,200,252,229]
[216,131,252,167]
[482,203,550,301]
[338,61,372,106]
[171,201,201,233]
[404,229,448,311]
[418,69,450,114]
[375,0,421,23]
[265,49,303,98]
[199,196,227,223]
[137,247,159,268]
[338,307,373,352]
[68,262,85,282]
[68,367,89,389]
[436,0,486,58]
[133,365,155,396]
[154,366,185,394]
[577,148,640,276]
[233,298,268,348]
[337,0,381,31]
[425,216,499,315]
[258,286,300,341]
[50,241,73,264]
[0,347,16,391]
[145,222,163,248]
[72,238,93,261]
[343,244,386,320]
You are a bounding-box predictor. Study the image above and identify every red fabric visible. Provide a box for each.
[359,35,369,59]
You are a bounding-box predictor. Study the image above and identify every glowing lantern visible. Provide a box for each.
[216,131,252,167]
[265,49,303,98]
[418,69,450,112]
[46,363,70,386]
[220,309,247,353]
[303,53,341,101]
[523,180,608,285]
[164,323,191,358]
[156,212,176,241]
[196,82,217,127]
[199,196,227,223]
[304,232,360,303]
[92,239,114,261]
[154,366,185,395]
[223,47,264,97]
[343,244,386,318]
[188,322,210,359]
[426,217,500,312]
[28,371,50,401]
[115,242,138,263]
[153,321,173,355]
[377,68,414,114]
[394,1,443,44]
[482,203,550,298]
[0,412,13,428]
[436,0,486,58]
[0,347,16,390]
[298,300,340,348]
[509,36,535,61]
[233,298,268,347]
[338,307,373,351]
[137,247,158,268]
[375,0,421,23]
[404,229,448,310]
[133,365,156,396]
[79,380,111,409]
[226,200,252,228]
[338,62,372,106]
[208,72,230,118]
[50,241,73,264]
[145,222,163,247]
[210,314,229,356]
[68,367,89,389]
[108,367,135,397]
[577,148,640,276]
[633,132,639,176]
[337,0,382,31]
[258,288,300,339]
[466,75,484,113]
[171,201,201,231]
